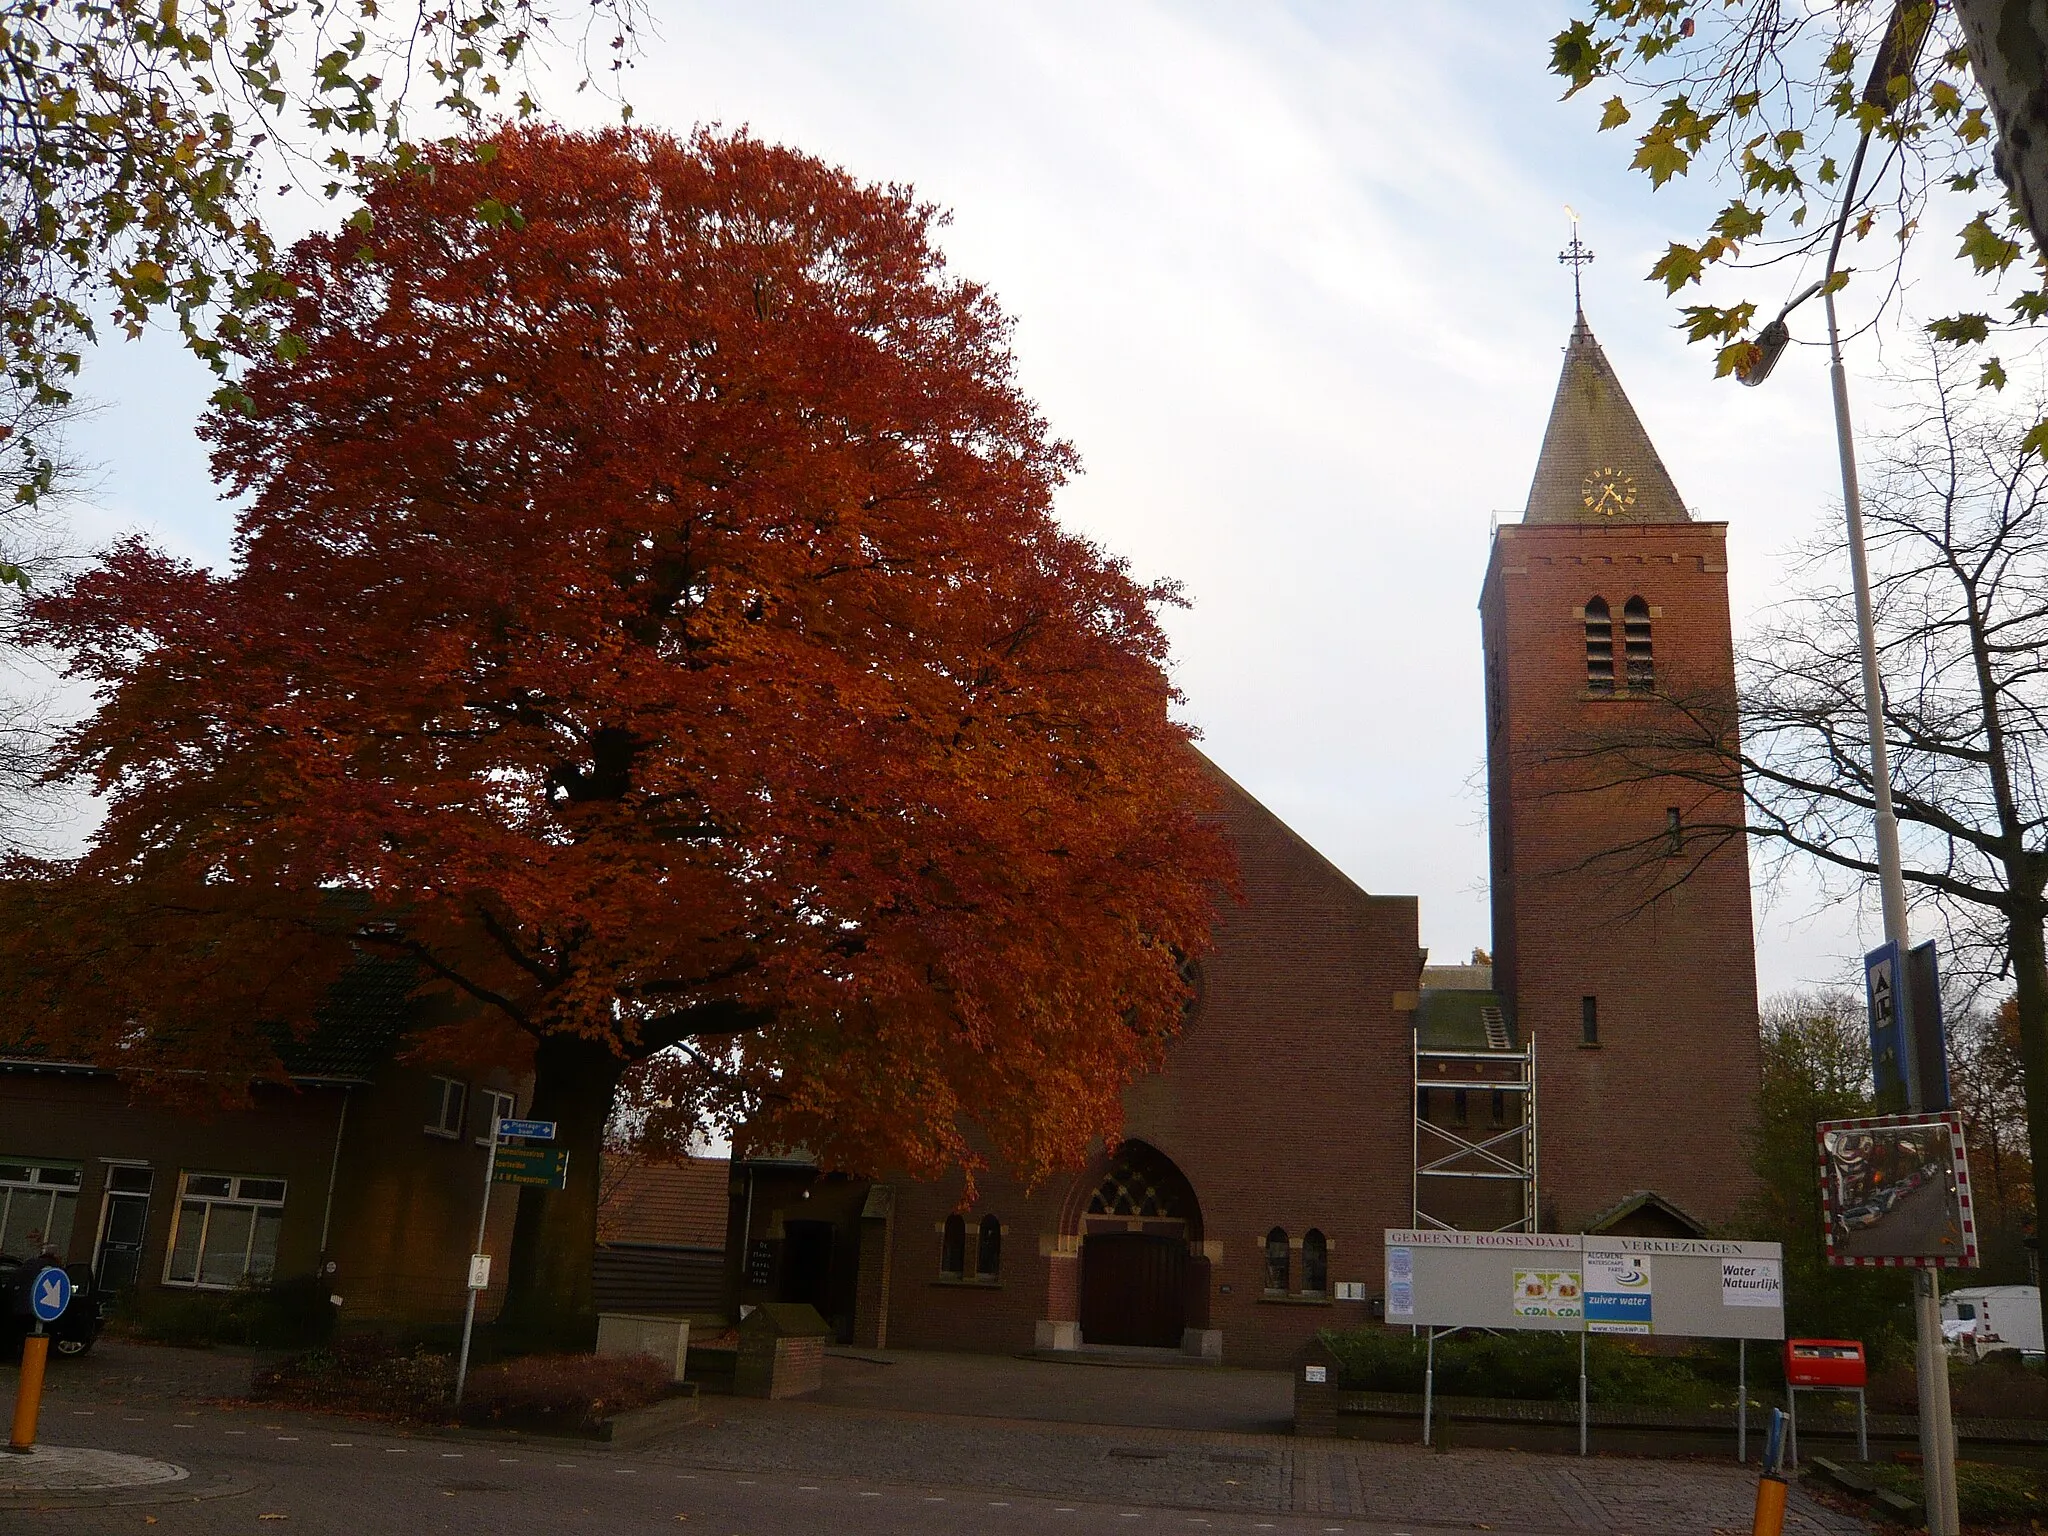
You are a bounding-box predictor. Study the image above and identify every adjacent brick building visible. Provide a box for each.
[1,959,530,1328]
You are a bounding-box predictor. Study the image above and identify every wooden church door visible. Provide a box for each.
[1079,1232,1187,1348]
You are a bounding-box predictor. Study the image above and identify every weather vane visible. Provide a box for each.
[1559,205,1594,316]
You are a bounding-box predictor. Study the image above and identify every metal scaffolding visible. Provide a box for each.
[1412,1026,1537,1234]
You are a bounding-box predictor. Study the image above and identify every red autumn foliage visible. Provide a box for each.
[2,125,1233,1327]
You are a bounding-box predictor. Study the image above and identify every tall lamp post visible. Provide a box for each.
[1743,128,1960,1536]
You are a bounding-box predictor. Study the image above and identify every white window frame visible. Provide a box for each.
[475,1088,517,1146]
[162,1172,287,1290]
[0,1158,85,1260]
[426,1076,468,1139]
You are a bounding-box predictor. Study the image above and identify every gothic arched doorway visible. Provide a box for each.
[1075,1141,1202,1349]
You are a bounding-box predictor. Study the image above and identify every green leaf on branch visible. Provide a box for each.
[2024,420,2048,461]
[1599,95,1632,130]
[1927,313,1991,346]
[1650,243,1705,292]
[1980,357,2007,390]
[1959,212,2022,274]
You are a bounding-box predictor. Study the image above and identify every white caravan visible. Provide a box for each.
[1940,1285,2043,1359]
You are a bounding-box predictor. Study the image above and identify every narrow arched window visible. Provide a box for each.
[1584,598,1615,692]
[941,1213,965,1277]
[977,1215,1002,1280]
[1264,1227,1290,1293]
[1624,597,1653,691]
[1302,1229,1328,1295]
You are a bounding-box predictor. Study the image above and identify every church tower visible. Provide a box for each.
[1479,308,1761,1234]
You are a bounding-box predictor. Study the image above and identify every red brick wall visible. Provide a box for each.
[875,765,1424,1368]
[1480,521,1761,1231]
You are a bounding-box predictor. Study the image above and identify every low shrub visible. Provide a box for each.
[116,1275,336,1350]
[1317,1327,1725,1407]
[253,1335,455,1421]
[460,1352,673,1433]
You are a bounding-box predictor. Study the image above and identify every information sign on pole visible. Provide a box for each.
[1865,942,1906,1109]
[466,1254,492,1292]
[492,1144,570,1189]
[497,1118,556,1142]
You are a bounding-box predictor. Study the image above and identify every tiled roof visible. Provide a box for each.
[598,1154,731,1250]
[1524,313,1689,526]
[1415,988,1513,1051]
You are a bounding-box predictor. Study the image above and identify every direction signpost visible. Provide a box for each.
[454,1115,560,1406]
[8,1265,71,1452]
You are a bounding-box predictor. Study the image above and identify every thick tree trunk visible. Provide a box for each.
[2003,899,2048,1352]
[495,1032,628,1350]
[1953,0,2048,258]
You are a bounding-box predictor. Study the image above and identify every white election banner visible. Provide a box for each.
[1584,1250,1653,1334]
[1721,1255,1782,1308]
[1384,1231,1786,1339]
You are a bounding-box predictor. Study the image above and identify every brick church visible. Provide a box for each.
[727,306,1763,1368]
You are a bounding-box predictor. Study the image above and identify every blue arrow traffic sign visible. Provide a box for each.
[29,1265,71,1323]
[497,1118,556,1141]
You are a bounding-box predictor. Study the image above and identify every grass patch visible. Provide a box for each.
[1868,1460,2048,1528]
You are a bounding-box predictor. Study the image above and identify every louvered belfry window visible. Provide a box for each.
[1624,597,1654,691]
[1584,597,1615,692]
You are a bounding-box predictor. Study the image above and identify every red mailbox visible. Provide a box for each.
[1785,1339,1867,1389]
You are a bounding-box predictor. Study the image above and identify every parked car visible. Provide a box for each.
[1941,1284,2043,1361]
[0,1257,106,1359]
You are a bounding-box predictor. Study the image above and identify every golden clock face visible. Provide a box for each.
[1582,466,1637,516]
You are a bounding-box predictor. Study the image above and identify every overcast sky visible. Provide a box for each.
[56,1,1995,1002]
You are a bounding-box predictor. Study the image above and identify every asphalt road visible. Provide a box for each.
[1839,1179,1964,1260]
[15,1404,1427,1536]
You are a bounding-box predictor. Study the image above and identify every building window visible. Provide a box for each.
[1302,1229,1328,1296]
[1623,596,1653,691]
[977,1216,1002,1280]
[1491,1089,1508,1128]
[0,1159,83,1260]
[1264,1227,1290,1293]
[1415,1085,1431,1121]
[1666,806,1683,857]
[1452,1089,1469,1125]
[940,1213,966,1277]
[164,1173,287,1289]
[1582,995,1599,1046]
[426,1077,467,1139]
[476,1088,517,1146]
[1584,597,1615,692]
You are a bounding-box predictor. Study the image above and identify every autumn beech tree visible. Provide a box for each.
[3,125,1233,1341]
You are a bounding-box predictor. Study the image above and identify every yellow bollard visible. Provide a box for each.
[1751,1471,1789,1536]
[8,1333,49,1452]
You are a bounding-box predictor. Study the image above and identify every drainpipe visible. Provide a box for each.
[317,1086,352,1259]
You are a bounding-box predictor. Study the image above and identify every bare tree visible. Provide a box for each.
[1545,354,2048,1338]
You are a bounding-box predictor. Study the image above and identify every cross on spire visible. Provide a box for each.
[1559,210,1595,318]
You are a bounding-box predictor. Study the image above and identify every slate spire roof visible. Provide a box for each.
[1523,312,1689,526]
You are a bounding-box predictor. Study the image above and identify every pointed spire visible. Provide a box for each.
[1523,314,1689,526]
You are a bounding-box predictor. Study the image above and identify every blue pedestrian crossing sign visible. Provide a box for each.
[29,1265,71,1323]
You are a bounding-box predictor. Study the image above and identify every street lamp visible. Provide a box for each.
[1741,125,1960,1536]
